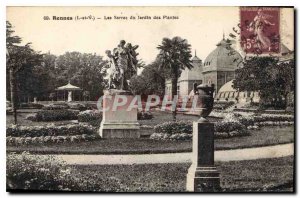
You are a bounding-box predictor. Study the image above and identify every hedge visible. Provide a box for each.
[27,109,79,121]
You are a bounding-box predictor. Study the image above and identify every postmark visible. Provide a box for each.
[240,7,280,55]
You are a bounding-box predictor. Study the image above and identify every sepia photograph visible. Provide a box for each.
[5,6,295,193]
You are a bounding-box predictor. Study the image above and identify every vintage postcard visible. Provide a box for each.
[6,6,295,192]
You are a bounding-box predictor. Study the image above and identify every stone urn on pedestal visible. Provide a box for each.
[186,83,220,192]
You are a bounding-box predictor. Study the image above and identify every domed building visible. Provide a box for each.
[165,36,243,98]
[202,37,243,93]
[216,80,260,103]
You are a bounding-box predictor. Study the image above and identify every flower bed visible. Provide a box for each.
[234,108,293,115]
[27,109,79,121]
[151,119,249,140]
[6,124,96,137]
[237,113,294,127]
[257,121,294,127]
[6,134,98,145]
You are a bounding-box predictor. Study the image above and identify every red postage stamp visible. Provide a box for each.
[240,7,280,55]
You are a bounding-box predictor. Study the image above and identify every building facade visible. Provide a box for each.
[165,53,203,98]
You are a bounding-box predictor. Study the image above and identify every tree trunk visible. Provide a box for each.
[9,68,17,124]
[171,77,178,121]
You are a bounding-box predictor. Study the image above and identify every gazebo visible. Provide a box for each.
[55,82,82,102]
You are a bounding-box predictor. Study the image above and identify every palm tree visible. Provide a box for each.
[157,37,193,121]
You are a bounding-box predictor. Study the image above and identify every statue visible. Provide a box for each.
[105,50,119,89]
[105,40,139,90]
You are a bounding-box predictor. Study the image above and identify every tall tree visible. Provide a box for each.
[54,52,107,100]
[129,59,168,98]
[157,37,193,120]
[233,56,294,109]
[6,21,42,124]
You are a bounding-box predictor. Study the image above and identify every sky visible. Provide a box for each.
[7,7,294,65]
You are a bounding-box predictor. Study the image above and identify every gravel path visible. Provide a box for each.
[37,143,295,165]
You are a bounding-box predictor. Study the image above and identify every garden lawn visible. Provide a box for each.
[7,126,294,154]
[66,156,294,192]
[139,110,222,126]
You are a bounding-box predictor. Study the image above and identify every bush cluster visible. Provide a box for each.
[214,121,247,134]
[78,110,102,122]
[7,152,77,191]
[6,124,96,137]
[154,121,193,135]
[42,102,90,111]
[137,111,154,120]
[7,152,128,191]
[27,109,79,121]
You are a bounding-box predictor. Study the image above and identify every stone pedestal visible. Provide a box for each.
[186,119,220,192]
[99,89,140,138]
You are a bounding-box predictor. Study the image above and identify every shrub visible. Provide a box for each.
[137,111,153,120]
[78,110,102,127]
[78,110,102,122]
[215,121,247,134]
[6,152,97,191]
[7,152,129,191]
[42,103,69,110]
[7,152,75,191]
[28,109,79,121]
[6,124,96,137]
[154,121,193,135]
